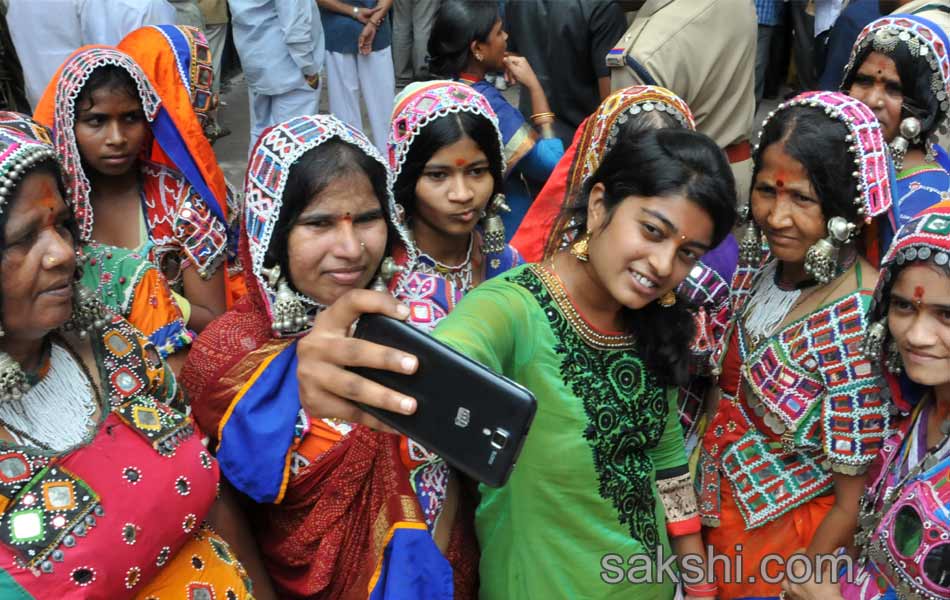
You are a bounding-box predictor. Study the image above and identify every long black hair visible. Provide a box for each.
[266,139,393,288]
[393,111,503,217]
[752,105,860,223]
[428,0,499,77]
[555,128,737,386]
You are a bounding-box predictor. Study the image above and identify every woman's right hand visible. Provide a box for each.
[296,289,419,430]
[502,55,541,90]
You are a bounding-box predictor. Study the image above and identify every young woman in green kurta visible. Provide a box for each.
[294,128,737,598]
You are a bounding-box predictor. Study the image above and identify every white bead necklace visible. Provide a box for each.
[742,261,813,343]
[0,343,97,452]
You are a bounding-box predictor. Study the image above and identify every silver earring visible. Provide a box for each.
[62,284,108,340]
[0,299,28,402]
[0,352,29,402]
[480,194,511,255]
[738,201,763,266]
[862,319,887,363]
[261,265,308,334]
[889,117,921,171]
[371,257,405,293]
[886,338,903,374]
[804,217,855,284]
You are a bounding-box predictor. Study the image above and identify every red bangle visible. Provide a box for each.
[683,582,717,596]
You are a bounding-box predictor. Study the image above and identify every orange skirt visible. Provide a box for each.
[134,525,253,599]
[704,477,834,599]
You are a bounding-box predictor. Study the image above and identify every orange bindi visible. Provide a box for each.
[455,158,468,167]
[37,180,57,226]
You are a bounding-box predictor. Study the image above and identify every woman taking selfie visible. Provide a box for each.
[295,125,737,599]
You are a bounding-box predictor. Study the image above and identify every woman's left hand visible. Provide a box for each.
[358,22,377,55]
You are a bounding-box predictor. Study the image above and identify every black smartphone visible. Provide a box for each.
[348,314,537,488]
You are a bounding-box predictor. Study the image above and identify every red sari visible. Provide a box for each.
[180,237,478,599]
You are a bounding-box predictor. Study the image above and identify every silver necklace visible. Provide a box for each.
[0,344,97,452]
[414,233,475,294]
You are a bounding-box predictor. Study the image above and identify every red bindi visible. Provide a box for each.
[914,285,925,306]
[455,158,468,167]
[775,169,787,188]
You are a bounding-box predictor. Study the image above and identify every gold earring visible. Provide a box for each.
[475,53,484,62]
[570,231,591,262]
[659,290,677,308]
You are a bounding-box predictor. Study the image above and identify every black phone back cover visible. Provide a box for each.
[350,314,536,487]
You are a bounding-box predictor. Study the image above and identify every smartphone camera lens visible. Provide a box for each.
[490,429,509,450]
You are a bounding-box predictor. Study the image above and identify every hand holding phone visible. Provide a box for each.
[348,314,537,487]
[296,289,421,432]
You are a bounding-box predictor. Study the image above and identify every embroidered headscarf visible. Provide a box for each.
[123,25,216,126]
[756,91,893,224]
[842,15,950,155]
[32,46,228,240]
[245,114,412,328]
[510,86,695,262]
[388,80,504,275]
[0,112,58,216]
[117,26,226,210]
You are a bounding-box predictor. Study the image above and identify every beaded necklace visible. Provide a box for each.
[538,261,636,350]
[0,339,100,452]
[413,233,476,295]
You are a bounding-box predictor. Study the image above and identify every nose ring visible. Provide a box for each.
[43,255,58,268]
[360,241,366,249]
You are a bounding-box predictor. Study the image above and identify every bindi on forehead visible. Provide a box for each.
[454,158,468,167]
[36,180,59,226]
[775,169,787,188]
[914,285,926,306]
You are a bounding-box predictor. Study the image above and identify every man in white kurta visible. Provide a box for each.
[228,0,326,153]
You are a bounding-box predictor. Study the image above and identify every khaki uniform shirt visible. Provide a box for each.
[899,0,950,33]
[608,0,756,149]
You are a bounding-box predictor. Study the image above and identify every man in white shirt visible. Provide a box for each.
[7,0,177,108]
[228,0,325,153]
[78,0,177,45]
